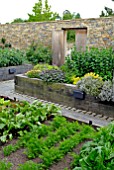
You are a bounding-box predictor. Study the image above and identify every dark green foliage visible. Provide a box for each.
[0,48,23,67]
[26,43,52,64]
[38,69,65,83]
[67,30,75,42]
[63,10,81,20]
[72,122,114,170]
[0,38,12,49]
[1,38,6,44]
[11,18,27,23]
[63,47,114,80]
[100,6,114,17]
[60,57,79,83]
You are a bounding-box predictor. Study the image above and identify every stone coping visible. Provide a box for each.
[15,75,114,118]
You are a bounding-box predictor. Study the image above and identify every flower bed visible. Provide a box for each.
[15,74,114,118]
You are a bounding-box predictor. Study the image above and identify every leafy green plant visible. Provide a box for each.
[3,144,14,156]
[24,120,82,158]
[73,121,114,170]
[26,64,59,78]
[26,42,52,64]
[38,69,65,83]
[63,47,114,81]
[18,161,41,170]
[76,74,104,96]
[0,99,61,143]
[0,48,24,67]
[0,37,12,49]
[3,115,96,169]
[0,160,12,170]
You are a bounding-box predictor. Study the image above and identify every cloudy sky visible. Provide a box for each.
[0,0,114,24]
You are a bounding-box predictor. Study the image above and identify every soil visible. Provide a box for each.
[0,138,87,170]
[0,98,89,170]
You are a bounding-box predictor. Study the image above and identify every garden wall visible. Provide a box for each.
[15,75,114,118]
[0,17,114,50]
[0,64,33,81]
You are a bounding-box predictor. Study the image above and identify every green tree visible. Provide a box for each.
[63,10,81,20]
[62,10,81,42]
[28,0,59,22]
[11,18,27,23]
[100,0,114,17]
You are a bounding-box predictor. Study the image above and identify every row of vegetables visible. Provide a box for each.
[0,98,114,170]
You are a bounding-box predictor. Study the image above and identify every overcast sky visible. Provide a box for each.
[0,0,114,24]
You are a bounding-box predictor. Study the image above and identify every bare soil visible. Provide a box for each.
[0,138,87,170]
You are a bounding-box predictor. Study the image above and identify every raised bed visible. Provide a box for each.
[15,75,114,118]
[0,64,33,81]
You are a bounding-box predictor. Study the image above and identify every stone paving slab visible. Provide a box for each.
[0,80,113,127]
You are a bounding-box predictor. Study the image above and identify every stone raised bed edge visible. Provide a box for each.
[0,64,33,81]
[14,75,114,118]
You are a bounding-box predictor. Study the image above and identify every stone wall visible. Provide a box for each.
[0,17,114,50]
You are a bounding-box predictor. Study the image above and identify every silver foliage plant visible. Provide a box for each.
[99,80,114,102]
[76,76,104,97]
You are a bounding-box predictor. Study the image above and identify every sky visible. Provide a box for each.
[0,0,114,24]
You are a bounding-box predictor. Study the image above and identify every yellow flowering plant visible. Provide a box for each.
[71,76,81,85]
[76,72,104,96]
[84,72,102,81]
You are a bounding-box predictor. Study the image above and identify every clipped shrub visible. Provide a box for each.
[99,80,114,102]
[76,73,104,96]
[26,42,52,64]
[0,48,23,67]
[64,47,114,80]
[38,69,65,83]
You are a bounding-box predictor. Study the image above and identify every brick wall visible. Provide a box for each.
[0,17,114,50]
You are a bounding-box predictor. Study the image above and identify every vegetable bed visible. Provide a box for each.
[0,118,96,170]
[0,97,113,170]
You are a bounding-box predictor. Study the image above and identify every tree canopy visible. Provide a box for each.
[28,0,59,22]
[100,0,114,17]
[62,10,81,20]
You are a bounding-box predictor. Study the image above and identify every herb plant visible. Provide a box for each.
[0,48,24,67]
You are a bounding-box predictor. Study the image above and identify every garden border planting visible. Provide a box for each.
[15,75,114,118]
